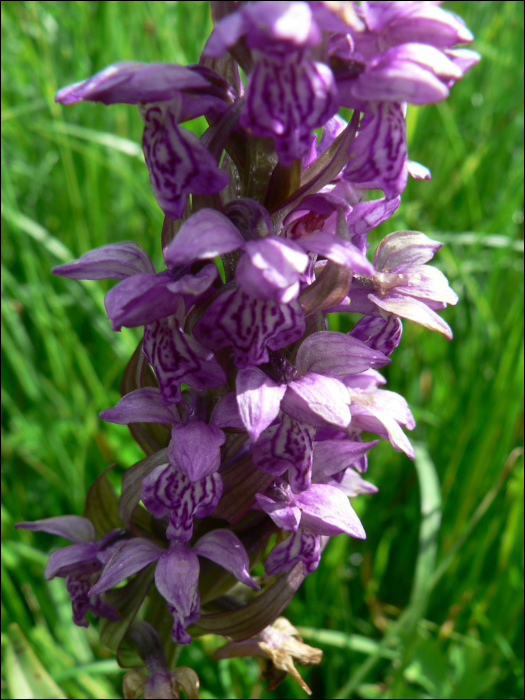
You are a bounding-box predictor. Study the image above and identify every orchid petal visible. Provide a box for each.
[252,415,315,492]
[155,545,200,617]
[90,539,164,594]
[45,543,100,580]
[255,492,302,532]
[344,102,407,199]
[56,62,215,105]
[15,515,96,544]
[165,209,245,267]
[264,529,321,576]
[368,291,453,339]
[167,422,225,481]
[52,242,155,280]
[297,232,375,276]
[209,392,245,430]
[236,237,308,303]
[193,529,260,590]
[332,469,379,497]
[236,367,286,442]
[194,288,305,368]
[143,315,226,406]
[350,401,415,459]
[296,331,390,376]
[349,315,403,356]
[374,230,442,272]
[312,439,378,480]
[295,484,366,538]
[141,105,229,219]
[99,388,176,425]
[104,272,181,330]
[282,373,351,429]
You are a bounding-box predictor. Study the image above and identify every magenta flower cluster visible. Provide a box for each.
[17,0,478,678]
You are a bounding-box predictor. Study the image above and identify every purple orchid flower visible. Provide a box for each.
[55,62,236,218]
[15,516,128,627]
[29,2,479,684]
[340,230,459,338]
[204,1,338,165]
[89,529,259,645]
[235,331,390,444]
[255,474,366,577]
[165,207,310,303]
[52,240,218,331]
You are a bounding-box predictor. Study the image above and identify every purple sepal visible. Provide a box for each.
[143,316,227,406]
[318,113,347,154]
[297,232,374,276]
[104,272,180,331]
[345,196,401,251]
[155,544,200,643]
[312,438,379,480]
[374,230,443,271]
[281,373,351,429]
[444,48,481,83]
[344,103,407,198]
[342,369,387,392]
[356,2,473,55]
[192,529,260,590]
[205,1,322,56]
[45,542,101,580]
[56,62,220,106]
[209,392,244,430]
[15,515,96,543]
[349,400,415,460]
[165,264,218,297]
[368,292,453,339]
[332,469,379,497]
[236,237,309,303]
[236,367,286,442]
[164,209,245,267]
[194,289,305,368]
[141,104,229,219]
[349,315,403,356]
[100,388,177,425]
[141,463,223,542]
[296,331,390,376]
[252,415,315,492]
[351,43,460,105]
[89,538,164,594]
[264,529,321,577]
[52,242,155,280]
[167,422,225,481]
[255,491,302,532]
[293,484,366,539]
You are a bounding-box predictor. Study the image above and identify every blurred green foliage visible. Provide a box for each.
[1,1,523,698]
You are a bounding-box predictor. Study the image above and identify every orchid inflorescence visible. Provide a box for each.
[17,2,478,696]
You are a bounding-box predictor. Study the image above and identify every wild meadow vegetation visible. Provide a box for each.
[1,2,523,698]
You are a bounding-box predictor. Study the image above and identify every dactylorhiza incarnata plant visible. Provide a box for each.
[16,2,479,697]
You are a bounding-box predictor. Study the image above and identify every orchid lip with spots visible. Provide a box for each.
[18,1,478,695]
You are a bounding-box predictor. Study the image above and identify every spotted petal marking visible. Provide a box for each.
[253,415,315,493]
[194,288,305,368]
[264,529,321,577]
[143,315,226,406]
[142,102,229,219]
[344,102,407,198]
[141,463,223,542]
[242,52,337,166]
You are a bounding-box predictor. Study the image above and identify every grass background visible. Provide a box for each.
[1,1,523,698]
